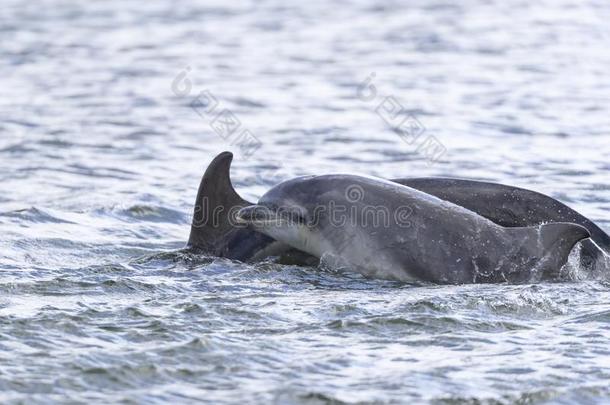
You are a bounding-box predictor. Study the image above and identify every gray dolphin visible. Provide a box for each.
[235,174,591,283]
[186,152,609,272]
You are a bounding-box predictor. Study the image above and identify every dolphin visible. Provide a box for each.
[186,152,609,272]
[235,174,591,283]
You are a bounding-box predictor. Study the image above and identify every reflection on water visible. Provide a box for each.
[1,0,609,402]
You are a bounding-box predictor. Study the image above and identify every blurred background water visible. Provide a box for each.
[1,0,610,403]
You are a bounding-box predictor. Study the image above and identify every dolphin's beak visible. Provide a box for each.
[236,205,278,225]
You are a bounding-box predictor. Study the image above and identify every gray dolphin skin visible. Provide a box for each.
[187,152,609,274]
[236,174,592,283]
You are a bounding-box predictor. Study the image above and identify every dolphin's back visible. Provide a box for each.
[394,177,610,255]
[394,177,609,243]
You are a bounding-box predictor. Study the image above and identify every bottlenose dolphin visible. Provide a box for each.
[235,174,591,283]
[186,152,609,273]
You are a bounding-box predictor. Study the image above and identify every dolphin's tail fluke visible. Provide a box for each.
[187,152,252,254]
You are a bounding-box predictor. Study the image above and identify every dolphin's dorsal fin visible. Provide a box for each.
[510,222,591,280]
[538,222,591,251]
[537,222,591,277]
[187,152,253,252]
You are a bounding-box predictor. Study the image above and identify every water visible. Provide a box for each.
[1,0,610,403]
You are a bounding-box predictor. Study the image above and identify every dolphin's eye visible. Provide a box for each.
[288,210,308,225]
[292,212,309,225]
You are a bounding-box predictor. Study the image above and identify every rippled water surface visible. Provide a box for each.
[1,0,610,403]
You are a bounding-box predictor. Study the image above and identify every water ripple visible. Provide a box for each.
[1,0,609,403]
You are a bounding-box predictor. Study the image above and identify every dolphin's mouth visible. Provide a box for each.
[236,205,279,225]
[236,204,308,226]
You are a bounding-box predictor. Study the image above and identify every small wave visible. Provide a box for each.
[94,204,189,224]
[0,207,77,224]
[564,308,610,324]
